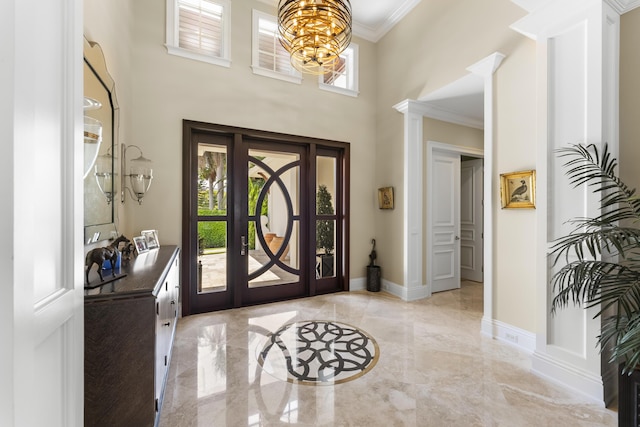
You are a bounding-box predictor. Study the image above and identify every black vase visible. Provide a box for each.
[366,266,381,292]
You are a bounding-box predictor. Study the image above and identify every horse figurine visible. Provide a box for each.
[85,235,130,284]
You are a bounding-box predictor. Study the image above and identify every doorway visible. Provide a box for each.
[426,141,484,294]
[182,121,350,315]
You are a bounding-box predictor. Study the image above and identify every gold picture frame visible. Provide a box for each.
[378,187,394,209]
[500,170,536,209]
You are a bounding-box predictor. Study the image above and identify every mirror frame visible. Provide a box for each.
[83,38,119,244]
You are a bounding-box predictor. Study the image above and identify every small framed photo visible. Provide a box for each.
[378,187,394,209]
[133,236,149,255]
[500,170,536,209]
[141,229,160,249]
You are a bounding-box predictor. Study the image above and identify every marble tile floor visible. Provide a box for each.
[159,282,618,426]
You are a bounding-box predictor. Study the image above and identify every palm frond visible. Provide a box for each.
[551,225,640,262]
[557,144,640,223]
[551,260,640,317]
[551,143,640,373]
[602,313,640,374]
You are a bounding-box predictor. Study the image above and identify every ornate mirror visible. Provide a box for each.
[83,38,118,243]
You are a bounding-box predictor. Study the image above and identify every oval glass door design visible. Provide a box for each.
[247,149,300,287]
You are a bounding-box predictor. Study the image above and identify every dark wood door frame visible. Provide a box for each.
[182,120,350,316]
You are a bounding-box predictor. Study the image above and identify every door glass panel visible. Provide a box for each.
[315,219,336,278]
[197,142,228,294]
[198,144,227,216]
[316,156,337,279]
[248,149,300,288]
[197,221,227,293]
[316,156,336,214]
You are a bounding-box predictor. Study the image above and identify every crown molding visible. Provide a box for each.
[393,99,483,129]
[511,0,640,23]
[605,0,640,13]
[353,0,422,43]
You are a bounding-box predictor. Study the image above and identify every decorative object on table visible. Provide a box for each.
[277,0,352,75]
[366,238,381,292]
[378,186,394,209]
[121,242,135,261]
[121,144,153,204]
[316,184,335,278]
[85,234,130,285]
[133,235,149,255]
[549,144,640,425]
[499,170,536,209]
[141,229,160,249]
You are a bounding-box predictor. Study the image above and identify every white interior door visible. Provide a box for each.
[430,150,460,293]
[1,1,84,425]
[460,159,483,282]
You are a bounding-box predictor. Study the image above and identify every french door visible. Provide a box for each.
[182,121,349,314]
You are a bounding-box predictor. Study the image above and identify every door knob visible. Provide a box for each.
[241,235,248,256]
[455,236,460,240]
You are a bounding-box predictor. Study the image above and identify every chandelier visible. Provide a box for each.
[278,0,352,75]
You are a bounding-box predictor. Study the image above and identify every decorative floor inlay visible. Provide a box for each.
[257,320,379,385]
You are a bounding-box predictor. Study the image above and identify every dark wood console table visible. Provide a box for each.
[84,245,180,427]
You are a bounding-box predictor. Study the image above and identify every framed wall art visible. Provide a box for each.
[378,187,394,209]
[500,170,536,209]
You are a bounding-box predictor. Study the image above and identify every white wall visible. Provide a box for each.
[621,8,640,190]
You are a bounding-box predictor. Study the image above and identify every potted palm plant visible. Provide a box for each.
[550,144,640,425]
[316,185,335,278]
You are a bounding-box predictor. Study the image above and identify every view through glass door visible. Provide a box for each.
[183,122,348,315]
[241,143,306,305]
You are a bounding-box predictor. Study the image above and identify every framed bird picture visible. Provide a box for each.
[500,170,536,209]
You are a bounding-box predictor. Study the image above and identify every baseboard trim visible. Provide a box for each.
[531,350,605,405]
[349,277,367,291]
[381,279,406,299]
[481,317,536,354]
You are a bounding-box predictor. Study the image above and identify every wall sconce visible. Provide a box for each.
[121,144,153,204]
[95,146,115,204]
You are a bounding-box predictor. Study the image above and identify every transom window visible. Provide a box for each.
[318,44,359,97]
[251,10,302,84]
[165,0,231,68]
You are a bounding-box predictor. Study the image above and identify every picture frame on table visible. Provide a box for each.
[133,236,149,255]
[141,229,160,249]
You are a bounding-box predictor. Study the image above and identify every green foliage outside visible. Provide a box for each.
[316,184,335,254]
[197,178,267,251]
[198,208,226,250]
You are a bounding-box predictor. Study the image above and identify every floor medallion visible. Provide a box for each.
[257,320,379,385]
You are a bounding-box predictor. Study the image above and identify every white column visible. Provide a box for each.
[512,0,621,404]
[393,100,427,300]
[467,52,505,338]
